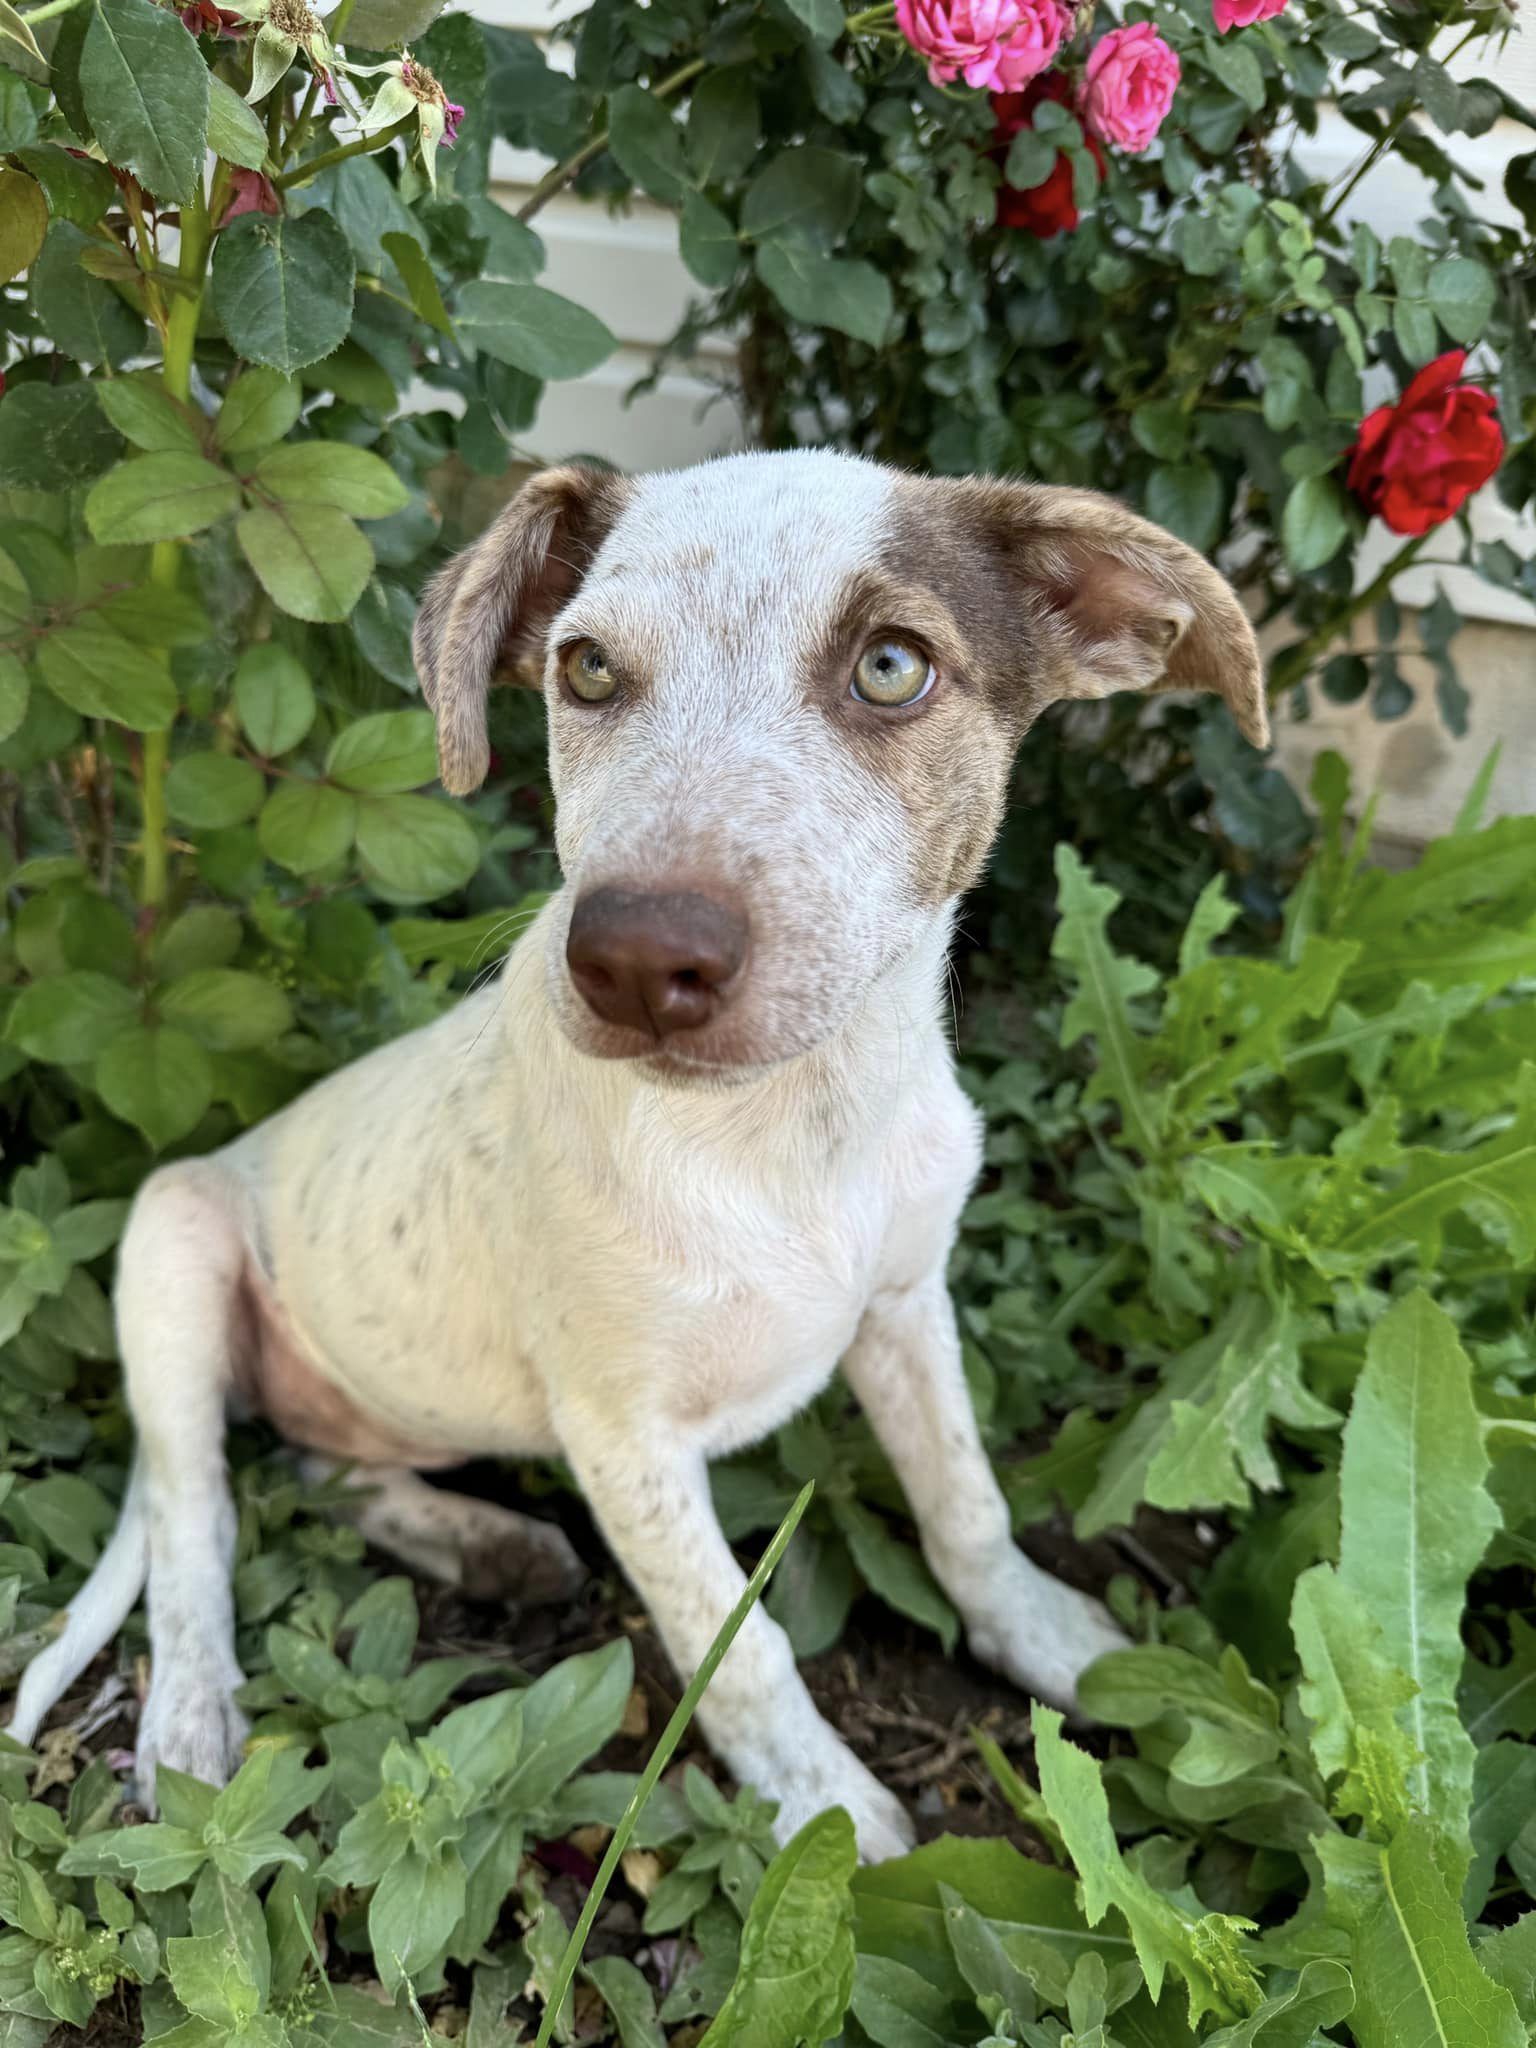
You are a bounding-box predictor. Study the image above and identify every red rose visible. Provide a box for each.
[1345,349,1504,537]
[990,74,1105,238]
[217,169,280,229]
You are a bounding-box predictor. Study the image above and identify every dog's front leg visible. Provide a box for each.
[554,1403,914,1861]
[844,1271,1126,1711]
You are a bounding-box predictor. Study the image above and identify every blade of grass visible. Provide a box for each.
[532,1481,815,2048]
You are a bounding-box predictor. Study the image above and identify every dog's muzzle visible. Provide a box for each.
[566,887,747,1040]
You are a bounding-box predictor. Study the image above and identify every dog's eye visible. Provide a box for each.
[564,641,617,703]
[851,639,934,708]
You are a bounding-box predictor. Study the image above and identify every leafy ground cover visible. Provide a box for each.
[3,752,1536,2046]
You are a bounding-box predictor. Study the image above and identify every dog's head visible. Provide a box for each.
[414,451,1266,1078]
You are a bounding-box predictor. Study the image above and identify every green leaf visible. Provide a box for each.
[830,1499,957,1651]
[234,643,315,754]
[206,71,269,172]
[0,170,46,284]
[370,1845,467,1999]
[165,752,266,829]
[0,653,29,745]
[1320,1822,1523,2048]
[251,441,409,518]
[741,147,861,251]
[79,0,209,205]
[1427,256,1497,346]
[8,970,139,1063]
[13,143,116,229]
[777,0,843,42]
[216,369,303,457]
[1291,1566,1418,1832]
[35,625,177,731]
[381,229,453,336]
[1145,463,1223,554]
[1334,1293,1498,1879]
[680,192,740,290]
[687,68,760,184]
[1033,1706,1260,2025]
[86,453,241,544]
[1142,1304,1338,1515]
[608,84,689,205]
[258,780,359,872]
[166,1931,262,2029]
[339,0,445,41]
[94,375,203,454]
[1463,1615,1536,1746]
[0,383,121,489]
[237,499,374,623]
[755,244,891,347]
[851,1954,964,2048]
[456,280,617,381]
[1325,1066,1536,1263]
[1051,845,1161,1158]
[500,1639,634,1810]
[355,794,479,900]
[1281,474,1350,574]
[96,1023,213,1145]
[212,211,357,374]
[701,1808,856,2048]
[160,969,293,1050]
[1203,1959,1354,2047]
[0,0,43,66]
[31,220,143,365]
[59,1822,207,1891]
[1077,1645,1281,1789]
[327,710,438,793]
[585,1956,667,2048]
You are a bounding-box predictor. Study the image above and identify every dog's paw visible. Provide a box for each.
[967,1553,1128,1716]
[459,1513,587,1608]
[760,1745,916,1864]
[136,1659,249,1810]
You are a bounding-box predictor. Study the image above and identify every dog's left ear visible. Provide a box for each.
[979,482,1269,748]
[413,464,628,795]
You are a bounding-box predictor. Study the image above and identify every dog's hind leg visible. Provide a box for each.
[299,1459,586,1607]
[116,1162,251,1804]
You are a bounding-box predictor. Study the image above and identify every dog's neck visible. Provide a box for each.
[498,900,960,1175]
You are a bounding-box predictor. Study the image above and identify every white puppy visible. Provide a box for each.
[11,451,1265,1859]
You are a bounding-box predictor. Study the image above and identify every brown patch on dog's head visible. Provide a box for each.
[812,474,1267,900]
[885,475,1267,744]
[413,464,630,795]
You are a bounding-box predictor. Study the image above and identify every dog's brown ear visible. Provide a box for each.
[983,483,1268,748]
[413,464,628,795]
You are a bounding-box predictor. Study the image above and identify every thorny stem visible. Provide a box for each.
[1267,532,1429,694]
[516,56,707,221]
[273,111,414,189]
[140,178,213,910]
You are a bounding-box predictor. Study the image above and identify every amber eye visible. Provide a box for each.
[563,641,617,703]
[851,639,934,708]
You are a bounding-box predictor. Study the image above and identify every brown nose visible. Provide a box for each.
[566,888,747,1039]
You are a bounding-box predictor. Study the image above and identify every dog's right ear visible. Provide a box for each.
[413,464,628,796]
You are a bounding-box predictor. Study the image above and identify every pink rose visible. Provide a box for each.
[896,0,1073,91]
[1212,0,1286,28]
[1081,21,1180,152]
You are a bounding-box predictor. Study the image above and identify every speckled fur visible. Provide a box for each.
[10,451,1264,1859]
